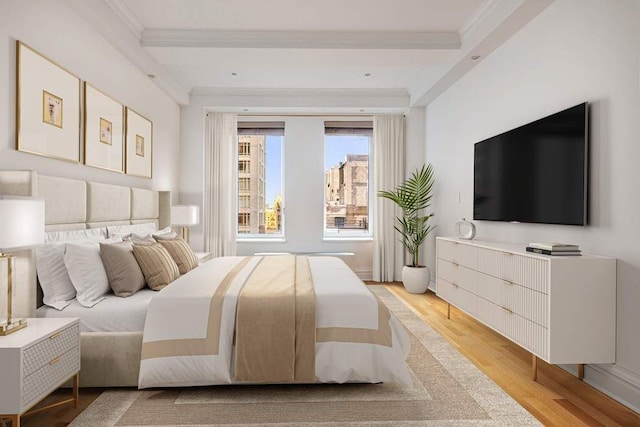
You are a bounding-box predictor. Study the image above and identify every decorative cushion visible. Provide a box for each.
[100,240,146,297]
[63,237,122,308]
[157,238,199,274]
[132,244,180,291]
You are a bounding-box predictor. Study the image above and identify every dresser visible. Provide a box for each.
[436,237,616,380]
[0,318,80,426]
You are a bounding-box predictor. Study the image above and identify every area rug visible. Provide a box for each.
[70,286,540,426]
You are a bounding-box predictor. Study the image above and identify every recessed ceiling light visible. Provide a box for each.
[359,109,365,112]
[364,73,371,77]
[243,108,248,112]
[470,55,481,61]
[231,72,237,76]
[147,73,156,79]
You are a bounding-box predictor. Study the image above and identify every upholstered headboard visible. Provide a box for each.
[0,170,171,316]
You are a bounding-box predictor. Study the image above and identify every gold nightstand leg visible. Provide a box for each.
[73,374,79,408]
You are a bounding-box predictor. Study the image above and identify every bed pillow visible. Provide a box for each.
[36,243,77,310]
[63,237,122,307]
[100,240,146,297]
[132,243,180,291]
[36,230,108,310]
[107,222,157,238]
[157,238,199,274]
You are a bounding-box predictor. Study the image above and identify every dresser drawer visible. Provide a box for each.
[477,272,548,327]
[22,346,80,410]
[477,297,548,360]
[23,323,79,377]
[477,248,549,294]
[437,239,477,270]
[437,259,477,294]
[437,277,477,317]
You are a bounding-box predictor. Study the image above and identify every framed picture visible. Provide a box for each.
[125,107,152,178]
[84,83,124,172]
[16,41,80,162]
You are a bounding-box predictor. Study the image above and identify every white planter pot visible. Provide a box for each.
[402,265,430,294]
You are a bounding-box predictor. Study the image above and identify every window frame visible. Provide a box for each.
[323,125,374,240]
[236,122,285,241]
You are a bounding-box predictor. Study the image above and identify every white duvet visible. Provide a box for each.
[138,256,412,388]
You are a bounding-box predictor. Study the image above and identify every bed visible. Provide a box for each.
[0,171,411,388]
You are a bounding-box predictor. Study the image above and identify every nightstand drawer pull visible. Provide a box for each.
[49,356,61,365]
[49,332,62,340]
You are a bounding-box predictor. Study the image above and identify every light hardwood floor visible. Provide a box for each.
[383,282,640,427]
[14,282,640,426]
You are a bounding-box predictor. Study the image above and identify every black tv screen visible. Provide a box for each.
[473,103,588,226]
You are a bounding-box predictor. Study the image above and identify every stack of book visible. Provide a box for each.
[526,243,581,256]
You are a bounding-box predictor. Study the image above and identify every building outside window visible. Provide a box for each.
[324,121,372,237]
[237,121,284,237]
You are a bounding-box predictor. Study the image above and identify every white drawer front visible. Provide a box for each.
[437,259,477,294]
[23,323,79,377]
[437,277,477,317]
[437,240,477,270]
[477,248,549,294]
[22,346,80,410]
[477,298,548,359]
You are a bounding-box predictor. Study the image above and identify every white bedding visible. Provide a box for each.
[138,256,412,388]
[36,289,155,332]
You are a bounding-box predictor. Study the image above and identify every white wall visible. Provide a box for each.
[180,93,425,278]
[0,0,180,191]
[425,0,640,411]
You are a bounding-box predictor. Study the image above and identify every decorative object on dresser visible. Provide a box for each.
[526,242,581,256]
[16,41,81,163]
[170,205,200,243]
[0,196,45,336]
[455,218,476,240]
[377,164,435,294]
[0,318,80,426]
[125,107,153,178]
[83,82,125,173]
[436,237,616,381]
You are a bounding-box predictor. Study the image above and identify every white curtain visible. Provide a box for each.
[373,114,406,282]
[204,112,237,257]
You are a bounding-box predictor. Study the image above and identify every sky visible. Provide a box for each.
[264,135,369,207]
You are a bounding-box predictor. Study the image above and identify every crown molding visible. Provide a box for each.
[142,29,461,50]
[104,0,144,40]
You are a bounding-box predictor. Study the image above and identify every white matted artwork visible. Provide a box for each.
[125,108,152,178]
[16,41,80,162]
[84,83,124,172]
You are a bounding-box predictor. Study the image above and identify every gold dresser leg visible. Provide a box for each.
[578,364,585,380]
[447,303,451,319]
[532,354,538,381]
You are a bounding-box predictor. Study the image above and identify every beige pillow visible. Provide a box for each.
[158,238,199,274]
[132,244,180,291]
[100,241,146,297]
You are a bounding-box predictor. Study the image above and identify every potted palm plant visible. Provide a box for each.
[377,164,435,293]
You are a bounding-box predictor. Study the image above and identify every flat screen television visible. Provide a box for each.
[473,103,588,226]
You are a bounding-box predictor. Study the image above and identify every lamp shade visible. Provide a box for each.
[0,196,45,252]
[171,205,200,226]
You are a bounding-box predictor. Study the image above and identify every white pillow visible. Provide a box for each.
[107,222,157,238]
[63,236,122,308]
[36,243,77,310]
[45,227,107,244]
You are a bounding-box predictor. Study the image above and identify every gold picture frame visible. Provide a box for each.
[16,41,80,162]
[84,82,124,172]
[125,107,152,178]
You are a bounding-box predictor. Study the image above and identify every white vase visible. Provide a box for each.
[402,265,430,294]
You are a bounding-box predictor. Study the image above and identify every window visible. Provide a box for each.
[237,122,284,237]
[324,121,372,237]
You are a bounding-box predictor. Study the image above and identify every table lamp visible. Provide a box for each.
[170,205,200,244]
[0,196,45,336]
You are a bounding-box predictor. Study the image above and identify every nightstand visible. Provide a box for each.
[195,252,212,264]
[0,318,80,426]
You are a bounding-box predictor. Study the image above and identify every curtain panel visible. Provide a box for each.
[373,114,406,282]
[204,112,238,257]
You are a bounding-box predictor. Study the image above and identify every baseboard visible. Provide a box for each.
[355,270,373,281]
[428,279,436,293]
[558,363,640,414]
